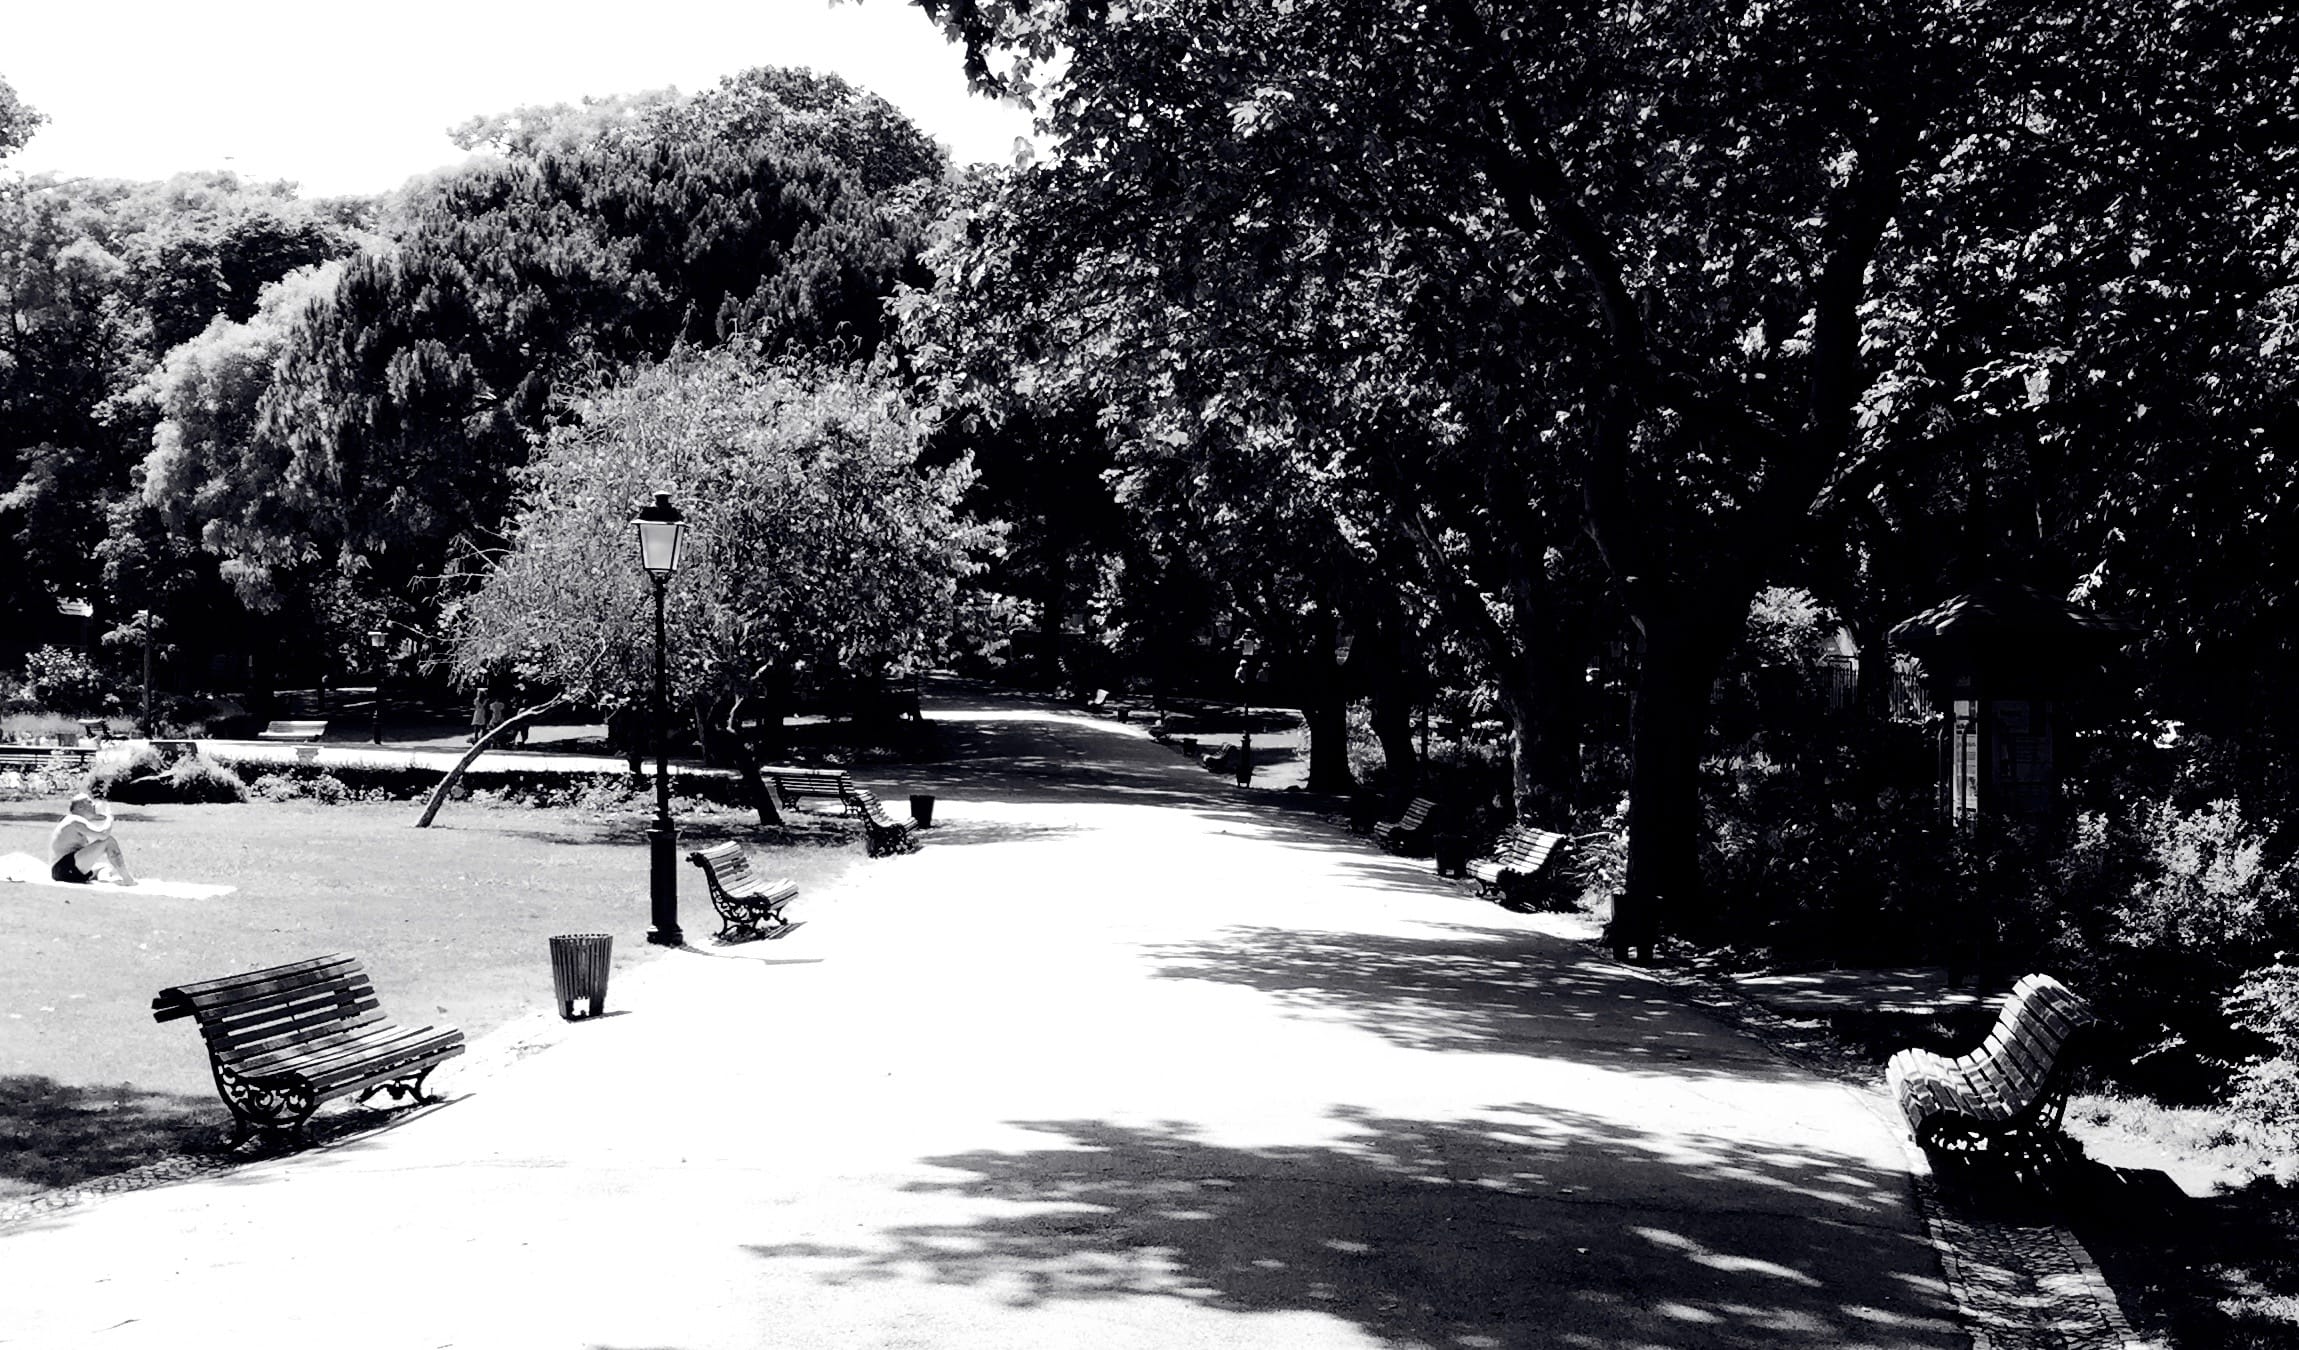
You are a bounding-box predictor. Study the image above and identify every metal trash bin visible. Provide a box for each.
[549,933,614,1020]
[1178,736,1198,757]
[909,793,936,828]
[1432,834,1471,879]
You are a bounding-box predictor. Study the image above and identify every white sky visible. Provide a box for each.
[3,0,1035,197]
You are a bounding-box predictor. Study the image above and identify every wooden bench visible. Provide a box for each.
[0,744,98,774]
[152,953,464,1143]
[1371,797,1440,854]
[686,842,802,943]
[763,766,857,814]
[78,717,112,743]
[1468,825,1572,910]
[257,720,329,742]
[1887,973,2096,1172]
[845,786,918,857]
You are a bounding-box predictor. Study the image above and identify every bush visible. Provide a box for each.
[88,745,170,800]
[248,773,300,801]
[2045,797,2297,1101]
[1696,749,1955,964]
[95,750,246,805]
[164,756,249,804]
[20,646,109,714]
[2226,963,2299,1133]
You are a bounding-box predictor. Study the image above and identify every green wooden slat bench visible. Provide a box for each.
[152,953,464,1143]
[1467,825,1572,910]
[844,786,918,857]
[1887,973,2096,1174]
[763,766,857,814]
[686,841,802,943]
[1371,797,1439,855]
[256,720,329,742]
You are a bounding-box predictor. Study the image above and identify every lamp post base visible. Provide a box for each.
[645,819,683,946]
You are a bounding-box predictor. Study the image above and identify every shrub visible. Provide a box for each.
[1696,748,1954,964]
[20,646,110,714]
[96,750,246,804]
[2046,797,2297,1101]
[248,773,304,802]
[305,773,350,805]
[2226,963,2299,1134]
[164,756,248,804]
[89,745,170,800]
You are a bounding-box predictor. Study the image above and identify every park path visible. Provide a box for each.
[0,688,1960,1350]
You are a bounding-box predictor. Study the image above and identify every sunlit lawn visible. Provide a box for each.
[1,794,860,1201]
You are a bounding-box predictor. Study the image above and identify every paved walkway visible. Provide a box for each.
[3,692,1969,1348]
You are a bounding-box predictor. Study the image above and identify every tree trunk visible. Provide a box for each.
[726,732,787,828]
[1610,614,1723,959]
[1368,680,1418,784]
[1302,613,1355,793]
[415,695,567,827]
[1494,577,1585,823]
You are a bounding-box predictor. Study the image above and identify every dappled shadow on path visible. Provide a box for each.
[1147,924,1796,1076]
[742,1107,1953,1348]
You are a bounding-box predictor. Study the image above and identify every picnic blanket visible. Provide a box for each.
[0,851,237,899]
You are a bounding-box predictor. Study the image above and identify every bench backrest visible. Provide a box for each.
[262,720,328,736]
[1393,798,1436,828]
[151,954,384,1068]
[766,767,852,788]
[847,787,897,824]
[689,841,763,893]
[1956,973,2094,1104]
[1496,827,1568,870]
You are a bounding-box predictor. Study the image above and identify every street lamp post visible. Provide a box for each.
[633,492,689,947]
[1235,635,1260,788]
[366,628,387,744]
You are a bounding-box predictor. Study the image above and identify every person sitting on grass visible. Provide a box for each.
[49,792,138,885]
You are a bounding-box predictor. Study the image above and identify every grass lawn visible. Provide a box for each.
[1,792,861,1202]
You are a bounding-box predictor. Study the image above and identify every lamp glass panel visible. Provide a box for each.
[635,519,687,575]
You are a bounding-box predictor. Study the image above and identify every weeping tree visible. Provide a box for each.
[429,346,997,826]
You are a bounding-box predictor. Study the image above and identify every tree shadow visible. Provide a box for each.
[912,818,1086,849]
[2050,1159,2299,1349]
[0,1075,229,1202]
[1144,923,1801,1075]
[741,1106,1956,1348]
[1,1073,470,1229]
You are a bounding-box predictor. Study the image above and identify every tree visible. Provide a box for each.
[229,68,951,610]
[910,0,2299,953]
[0,74,40,160]
[442,347,995,823]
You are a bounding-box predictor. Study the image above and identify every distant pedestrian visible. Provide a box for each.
[469,689,489,744]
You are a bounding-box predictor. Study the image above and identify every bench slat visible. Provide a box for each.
[255,1027,463,1089]
[204,997,388,1059]
[153,954,366,1020]
[235,1023,451,1081]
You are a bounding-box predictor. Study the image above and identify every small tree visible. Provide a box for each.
[438,347,996,824]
